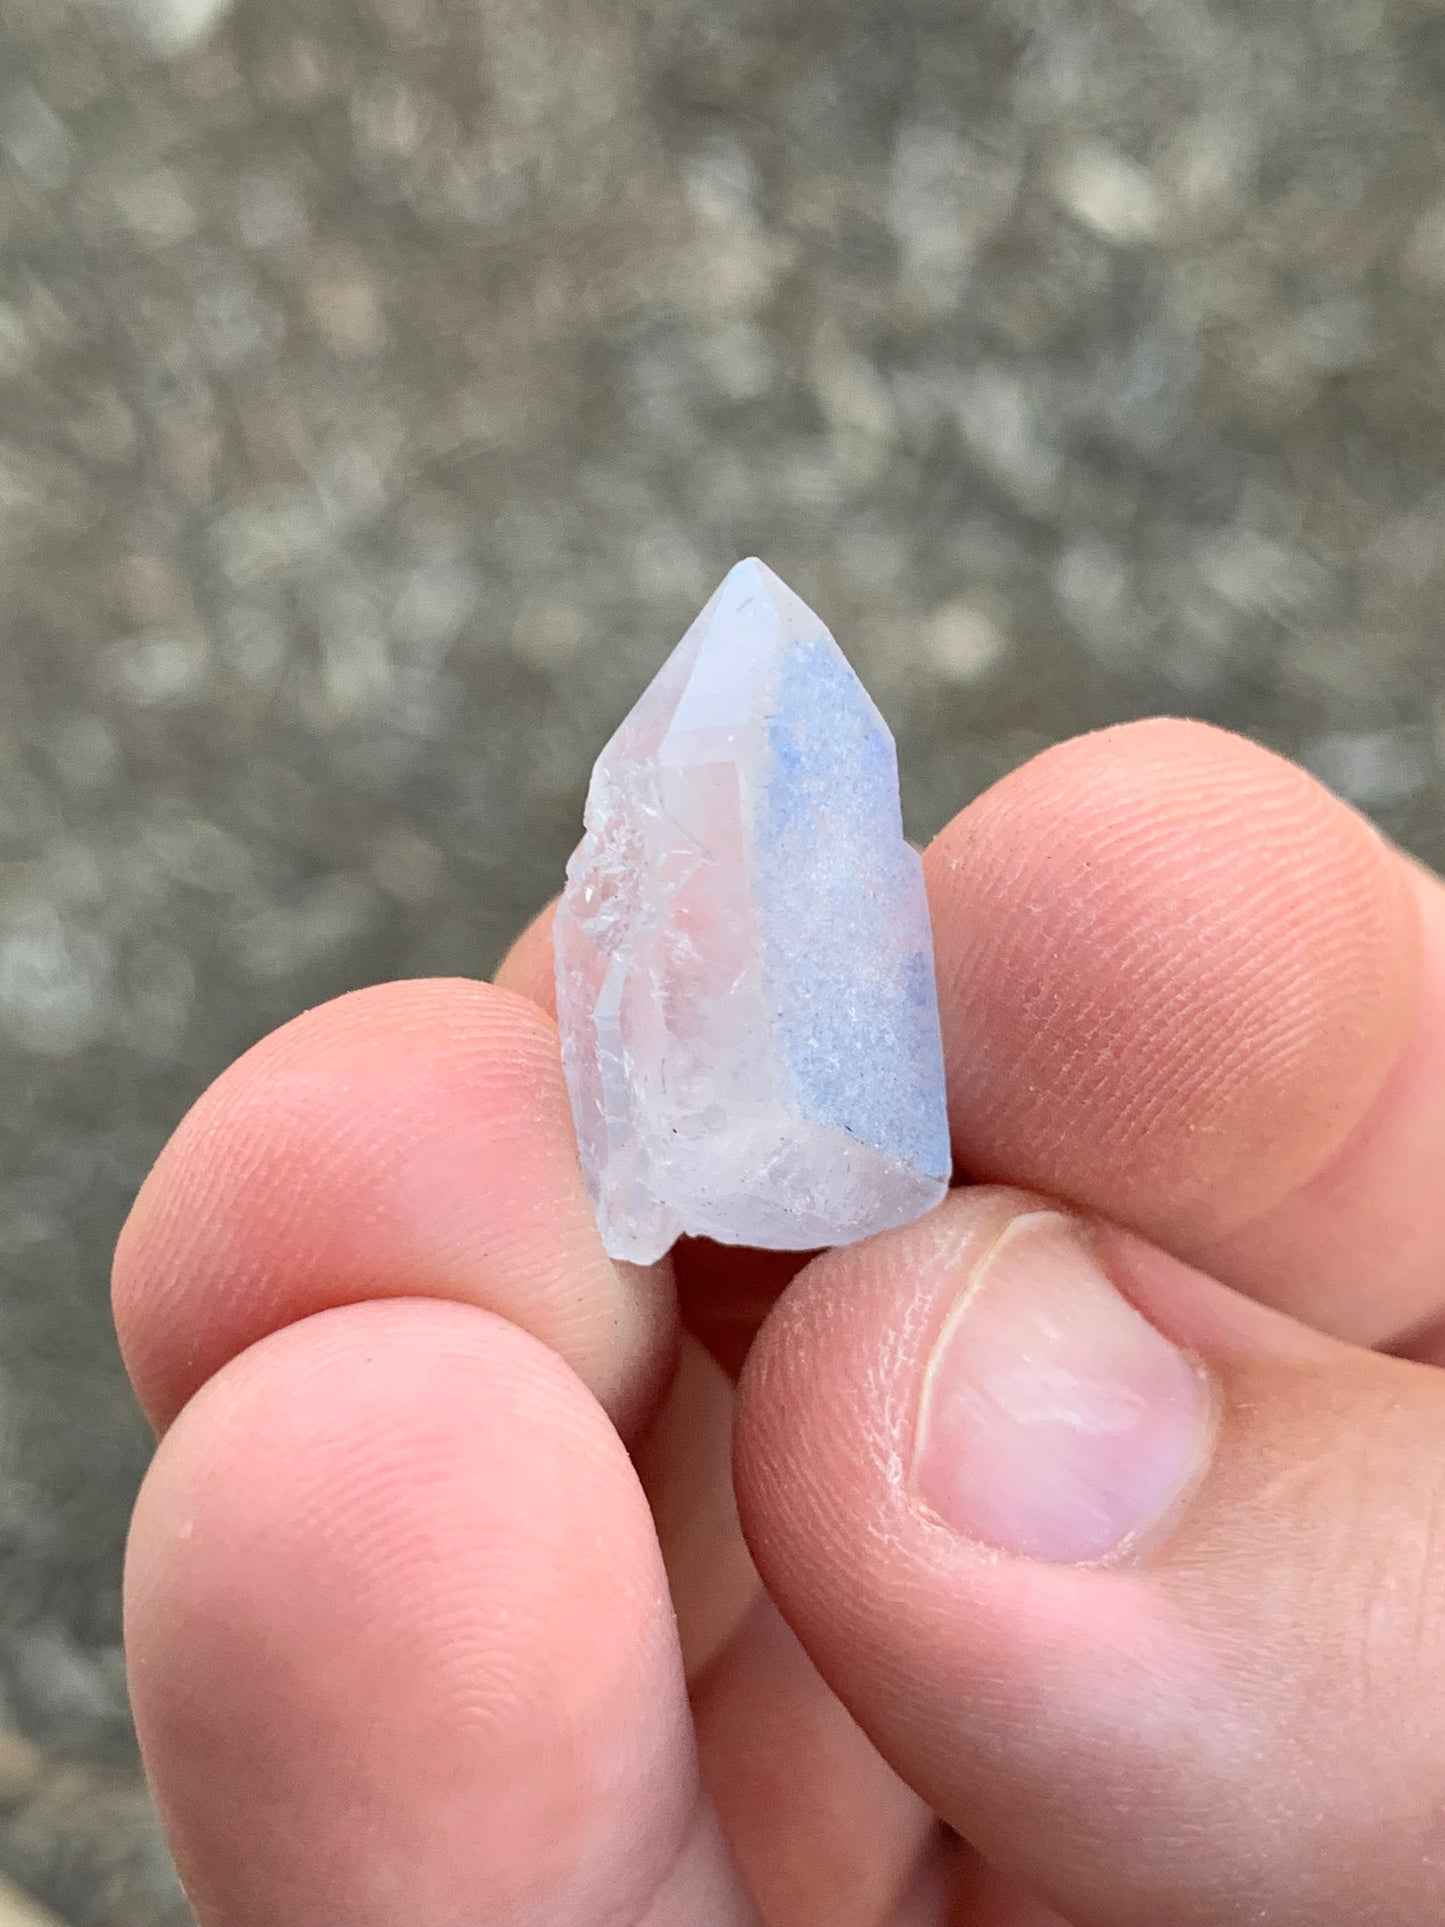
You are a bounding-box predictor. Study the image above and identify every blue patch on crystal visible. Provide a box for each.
[754,635,950,1180]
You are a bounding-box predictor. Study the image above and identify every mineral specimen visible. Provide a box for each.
[554,558,951,1264]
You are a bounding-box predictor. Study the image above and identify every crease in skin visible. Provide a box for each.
[632,1795,763,1926]
[635,1336,761,1680]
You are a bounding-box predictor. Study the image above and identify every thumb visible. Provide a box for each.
[734,1186,1445,1927]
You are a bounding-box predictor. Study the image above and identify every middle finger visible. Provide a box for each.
[924,718,1444,1348]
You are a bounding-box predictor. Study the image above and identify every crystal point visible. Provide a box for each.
[554,559,951,1264]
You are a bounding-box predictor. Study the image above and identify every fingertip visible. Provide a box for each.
[126,1298,694,1927]
[924,719,1420,1249]
[113,976,673,1437]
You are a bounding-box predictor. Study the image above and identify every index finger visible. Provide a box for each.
[926,717,1438,1345]
[112,978,676,1436]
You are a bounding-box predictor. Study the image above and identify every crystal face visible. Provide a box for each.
[554,558,951,1264]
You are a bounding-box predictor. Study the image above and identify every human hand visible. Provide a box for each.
[113,719,1445,1926]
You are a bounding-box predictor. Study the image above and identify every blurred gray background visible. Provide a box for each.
[1,0,1443,1918]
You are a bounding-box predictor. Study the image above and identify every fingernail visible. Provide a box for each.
[912,1212,1212,1563]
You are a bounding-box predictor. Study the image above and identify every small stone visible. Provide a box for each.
[131,0,235,55]
[1054,140,1164,246]
[924,600,1008,684]
[555,558,950,1264]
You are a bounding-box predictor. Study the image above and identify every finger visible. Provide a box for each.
[1203,864,1445,1349]
[126,1297,757,1927]
[495,903,558,1016]
[925,719,1443,1343]
[737,1185,1445,1927]
[692,1596,944,1927]
[637,1337,945,1924]
[634,1335,760,1678]
[113,978,674,1437]
[951,1864,1073,1927]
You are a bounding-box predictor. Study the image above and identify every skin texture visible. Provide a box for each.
[114,981,675,1439]
[113,719,1445,1925]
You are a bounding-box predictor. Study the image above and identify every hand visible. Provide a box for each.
[113,719,1445,1927]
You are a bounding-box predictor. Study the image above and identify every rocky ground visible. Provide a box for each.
[0,0,1443,1917]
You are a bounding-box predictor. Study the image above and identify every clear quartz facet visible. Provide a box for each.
[554,558,951,1264]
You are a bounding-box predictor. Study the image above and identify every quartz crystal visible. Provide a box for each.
[554,558,951,1264]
